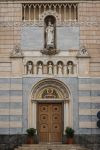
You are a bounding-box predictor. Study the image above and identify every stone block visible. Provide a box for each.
[21,27,44,50]
[57,27,79,50]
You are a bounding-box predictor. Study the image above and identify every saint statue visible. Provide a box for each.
[46,21,54,48]
[67,62,73,74]
[58,63,63,75]
[48,62,53,74]
[27,62,33,74]
[38,63,43,74]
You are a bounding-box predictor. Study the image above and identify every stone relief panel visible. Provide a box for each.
[24,60,77,76]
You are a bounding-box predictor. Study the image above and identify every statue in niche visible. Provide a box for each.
[67,62,73,74]
[38,63,43,74]
[48,62,53,74]
[27,62,33,74]
[46,20,54,49]
[58,63,63,75]
[41,16,58,55]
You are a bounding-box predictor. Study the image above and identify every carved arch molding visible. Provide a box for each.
[40,10,60,22]
[31,78,70,100]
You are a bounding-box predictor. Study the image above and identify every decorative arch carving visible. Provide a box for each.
[31,78,70,100]
[29,79,72,130]
[40,10,60,22]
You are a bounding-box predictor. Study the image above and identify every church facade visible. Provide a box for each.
[0,0,100,149]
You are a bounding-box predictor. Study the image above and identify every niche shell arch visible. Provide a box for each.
[28,78,72,133]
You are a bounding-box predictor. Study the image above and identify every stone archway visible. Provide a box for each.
[28,78,72,143]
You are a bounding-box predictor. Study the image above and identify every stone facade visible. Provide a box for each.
[0,0,100,149]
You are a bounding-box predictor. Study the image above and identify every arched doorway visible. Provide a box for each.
[29,79,72,143]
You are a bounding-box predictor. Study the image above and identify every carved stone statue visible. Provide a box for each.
[27,62,33,74]
[38,63,43,74]
[46,21,54,48]
[48,62,53,74]
[67,62,73,74]
[58,63,63,75]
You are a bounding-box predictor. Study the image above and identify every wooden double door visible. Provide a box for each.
[38,103,63,143]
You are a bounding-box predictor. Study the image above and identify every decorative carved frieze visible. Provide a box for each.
[22,3,78,22]
[24,59,76,76]
[0,21,99,27]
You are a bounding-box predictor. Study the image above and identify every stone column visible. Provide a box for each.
[34,5,36,22]
[28,4,31,21]
[64,4,66,22]
[64,101,69,132]
[39,5,41,20]
[68,4,72,21]
[23,5,26,21]
[74,4,77,21]
[32,101,37,128]
[24,64,27,75]
[59,5,61,21]
[54,64,57,75]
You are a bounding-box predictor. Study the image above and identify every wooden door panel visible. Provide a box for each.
[38,103,62,143]
[38,104,50,142]
[50,133,61,142]
[51,104,62,142]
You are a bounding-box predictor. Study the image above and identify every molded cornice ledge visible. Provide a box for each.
[0,0,98,2]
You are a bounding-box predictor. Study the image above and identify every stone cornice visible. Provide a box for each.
[0,0,99,3]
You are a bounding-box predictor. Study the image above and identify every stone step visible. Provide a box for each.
[15,144,91,150]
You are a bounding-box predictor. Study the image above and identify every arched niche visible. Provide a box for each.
[26,61,33,74]
[28,79,72,131]
[57,61,64,75]
[37,61,43,74]
[47,61,54,74]
[67,61,74,74]
[44,15,56,49]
